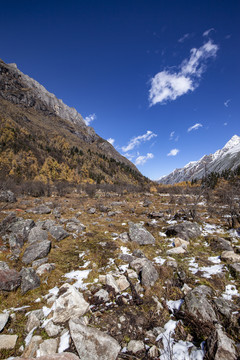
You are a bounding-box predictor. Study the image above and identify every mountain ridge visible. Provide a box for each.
[158,135,240,184]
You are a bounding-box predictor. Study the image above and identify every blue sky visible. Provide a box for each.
[1,0,239,179]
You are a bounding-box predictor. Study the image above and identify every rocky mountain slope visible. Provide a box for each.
[158,135,240,184]
[0,59,147,186]
[0,185,240,359]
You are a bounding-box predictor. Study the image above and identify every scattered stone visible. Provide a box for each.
[0,269,21,291]
[22,335,43,358]
[36,263,55,276]
[45,321,61,337]
[0,261,10,271]
[22,240,51,264]
[49,226,69,241]
[174,237,189,248]
[52,283,90,324]
[18,354,80,360]
[221,251,240,263]
[94,289,109,302]
[118,232,130,243]
[149,345,159,358]
[166,247,186,255]
[119,253,135,263]
[32,257,48,268]
[41,219,56,231]
[128,340,145,353]
[0,334,18,349]
[0,312,9,332]
[30,205,51,214]
[205,324,237,360]
[9,218,35,242]
[229,263,240,277]
[148,212,164,219]
[37,338,58,357]
[0,212,17,235]
[105,274,120,293]
[209,237,233,251]
[88,207,96,214]
[116,275,130,291]
[0,190,16,203]
[129,222,155,245]
[26,312,40,333]
[69,318,121,360]
[28,227,48,244]
[141,262,159,287]
[165,221,201,241]
[20,267,41,294]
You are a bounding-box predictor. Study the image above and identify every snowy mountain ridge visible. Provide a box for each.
[158,135,240,184]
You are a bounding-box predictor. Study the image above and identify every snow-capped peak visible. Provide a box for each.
[223,135,240,150]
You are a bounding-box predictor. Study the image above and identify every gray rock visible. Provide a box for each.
[165,221,201,241]
[166,247,186,255]
[0,190,16,203]
[130,257,149,273]
[213,297,238,322]
[0,334,18,349]
[49,225,69,241]
[116,276,130,291]
[0,261,9,271]
[128,340,145,353]
[28,226,48,244]
[205,324,237,360]
[40,219,56,230]
[8,218,35,243]
[22,240,51,264]
[88,207,96,214]
[129,222,155,245]
[52,283,90,324]
[0,212,17,235]
[181,285,217,323]
[66,222,86,233]
[118,232,130,243]
[148,212,164,219]
[94,289,109,302]
[209,237,233,251]
[0,269,21,291]
[36,263,55,276]
[29,205,51,214]
[38,338,58,357]
[17,354,80,360]
[32,257,48,268]
[221,251,240,263]
[0,312,9,332]
[229,263,240,277]
[20,267,41,294]
[119,253,135,263]
[69,318,121,360]
[105,274,120,293]
[45,320,61,337]
[26,312,40,332]
[141,262,159,287]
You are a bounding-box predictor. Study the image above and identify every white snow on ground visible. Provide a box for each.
[167,220,178,225]
[58,330,70,352]
[120,246,131,254]
[25,326,37,346]
[42,305,53,317]
[222,284,240,300]
[159,231,167,237]
[208,256,221,264]
[188,257,224,278]
[167,299,184,313]
[81,260,91,268]
[64,269,91,289]
[156,319,204,360]
[119,264,129,272]
[154,256,166,265]
[49,286,59,296]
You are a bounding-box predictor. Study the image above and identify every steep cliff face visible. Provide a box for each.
[158,135,240,184]
[0,58,146,185]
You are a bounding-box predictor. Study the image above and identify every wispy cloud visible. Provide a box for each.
[84,113,96,126]
[187,123,203,132]
[167,148,179,156]
[178,33,192,43]
[122,130,157,152]
[224,99,231,108]
[149,40,218,106]
[107,138,115,145]
[135,153,154,165]
[224,122,228,126]
[203,28,215,37]
[169,131,175,140]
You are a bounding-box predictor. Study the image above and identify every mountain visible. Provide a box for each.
[0,59,148,186]
[158,135,240,184]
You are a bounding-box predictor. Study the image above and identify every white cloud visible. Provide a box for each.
[224,122,228,126]
[170,131,175,140]
[203,28,215,37]
[84,113,96,126]
[167,148,179,156]
[187,123,203,132]
[224,99,231,107]
[178,33,190,43]
[135,153,154,165]
[107,138,115,145]
[149,40,218,106]
[122,130,157,152]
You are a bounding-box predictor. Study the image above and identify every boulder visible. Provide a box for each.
[180,285,217,323]
[37,338,58,357]
[28,227,48,244]
[20,267,41,294]
[165,221,201,241]
[0,212,17,235]
[8,218,35,243]
[221,251,240,263]
[0,269,21,291]
[129,222,155,245]
[22,240,51,264]
[45,321,61,337]
[128,340,145,353]
[49,226,69,241]
[52,283,90,324]
[94,289,109,302]
[29,205,51,214]
[69,318,121,360]
[36,263,55,276]
[26,312,40,333]
[166,247,186,255]
[105,274,120,293]
[0,190,16,203]
[141,262,159,287]
[209,237,233,252]
[116,275,130,291]
[0,312,9,332]
[205,324,237,360]
[0,334,18,349]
